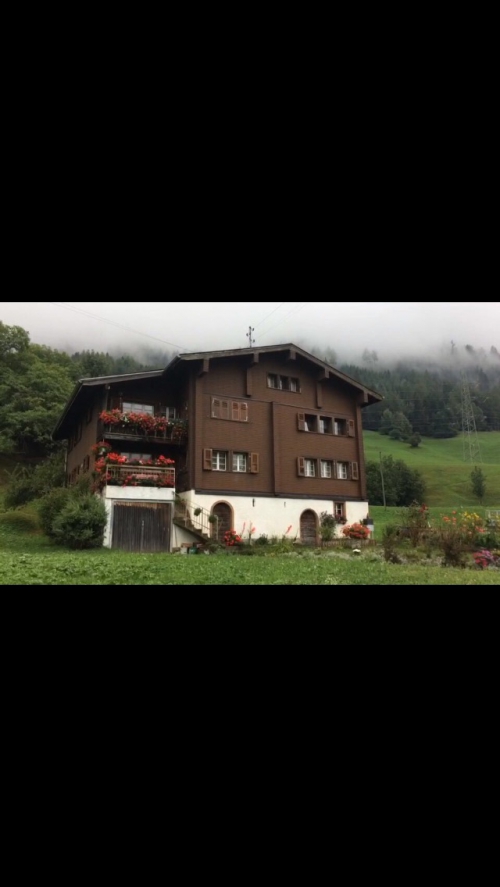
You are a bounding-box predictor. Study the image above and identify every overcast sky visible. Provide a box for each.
[1,301,498,364]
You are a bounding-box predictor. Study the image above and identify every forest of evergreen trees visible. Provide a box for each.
[1,320,499,457]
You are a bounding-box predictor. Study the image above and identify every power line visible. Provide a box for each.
[48,303,194,353]
[253,302,287,330]
[258,302,308,341]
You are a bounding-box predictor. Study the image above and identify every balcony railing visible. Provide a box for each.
[99,411,187,444]
[106,465,175,488]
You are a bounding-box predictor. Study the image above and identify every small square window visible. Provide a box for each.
[305,459,316,477]
[320,460,332,478]
[319,417,333,434]
[337,462,348,480]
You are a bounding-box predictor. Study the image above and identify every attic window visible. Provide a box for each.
[268,374,300,392]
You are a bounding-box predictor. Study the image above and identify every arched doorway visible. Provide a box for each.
[300,509,318,546]
[211,502,233,542]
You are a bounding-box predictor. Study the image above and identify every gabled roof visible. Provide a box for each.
[53,343,382,439]
[163,343,382,402]
[52,370,164,438]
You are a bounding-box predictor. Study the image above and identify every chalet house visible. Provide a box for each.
[52,344,382,551]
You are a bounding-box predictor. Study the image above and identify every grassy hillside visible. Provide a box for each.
[363,431,500,507]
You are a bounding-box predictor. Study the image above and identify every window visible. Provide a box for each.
[337,462,349,480]
[334,502,345,520]
[161,407,177,420]
[268,374,300,392]
[212,398,247,421]
[319,416,333,434]
[212,398,229,419]
[123,402,154,414]
[233,453,247,473]
[320,460,333,478]
[212,451,227,471]
[121,452,152,461]
[334,419,347,436]
[305,459,316,477]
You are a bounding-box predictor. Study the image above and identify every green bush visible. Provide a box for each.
[3,474,36,509]
[3,452,66,509]
[51,496,107,549]
[38,488,72,538]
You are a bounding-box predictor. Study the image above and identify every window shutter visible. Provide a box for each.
[297,412,306,432]
[297,457,305,477]
[203,448,213,470]
[212,398,220,418]
[250,453,259,474]
[221,400,229,420]
[348,419,355,437]
[232,401,240,421]
[240,402,248,422]
[351,461,359,480]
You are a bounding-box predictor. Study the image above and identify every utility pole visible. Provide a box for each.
[379,451,387,510]
[246,326,255,347]
[461,371,481,464]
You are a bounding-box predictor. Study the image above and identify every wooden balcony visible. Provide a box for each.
[106,465,175,488]
[100,419,187,446]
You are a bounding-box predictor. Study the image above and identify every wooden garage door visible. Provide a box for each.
[112,502,172,553]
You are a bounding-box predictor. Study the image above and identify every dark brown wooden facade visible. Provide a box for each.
[53,345,382,502]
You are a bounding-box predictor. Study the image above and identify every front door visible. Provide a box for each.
[211,502,232,542]
[300,509,318,546]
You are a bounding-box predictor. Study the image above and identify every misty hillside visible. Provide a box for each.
[1,319,500,460]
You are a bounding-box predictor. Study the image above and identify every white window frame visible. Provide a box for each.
[320,460,332,478]
[121,452,152,461]
[123,402,155,414]
[305,459,316,477]
[232,453,247,473]
[337,462,348,480]
[212,451,227,471]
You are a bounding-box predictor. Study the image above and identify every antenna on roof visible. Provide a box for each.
[246,326,255,347]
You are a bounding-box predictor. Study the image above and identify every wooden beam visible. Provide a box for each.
[317,368,329,381]
[251,352,259,365]
[286,349,296,362]
[316,382,323,409]
[197,358,210,377]
[246,367,253,398]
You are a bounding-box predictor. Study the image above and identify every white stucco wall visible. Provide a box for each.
[102,486,176,548]
[178,491,370,541]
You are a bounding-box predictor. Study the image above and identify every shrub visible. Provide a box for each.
[3,452,66,509]
[397,501,430,548]
[255,534,269,546]
[38,488,72,538]
[342,523,370,540]
[51,496,107,549]
[382,524,401,564]
[3,473,36,509]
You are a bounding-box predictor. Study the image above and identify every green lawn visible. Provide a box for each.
[0,548,497,584]
[364,431,500,507]
[0,528,497,585]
